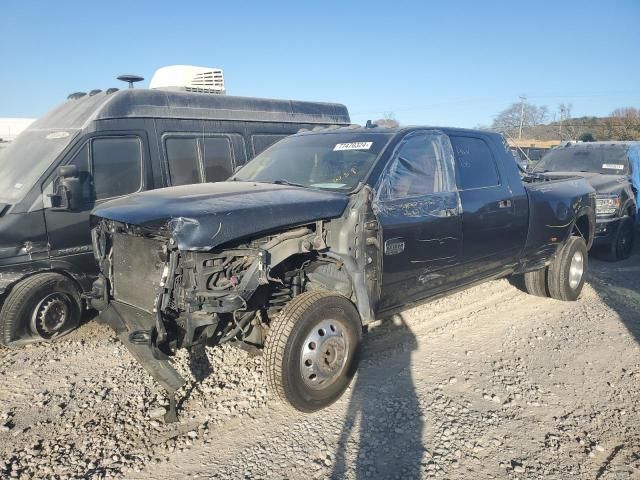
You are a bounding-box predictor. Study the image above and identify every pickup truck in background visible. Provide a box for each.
[533,141,639,260]
[88,125,596,419]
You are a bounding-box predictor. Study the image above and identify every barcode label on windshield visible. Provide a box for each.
[602,163,624,170]
[334,142,373,151]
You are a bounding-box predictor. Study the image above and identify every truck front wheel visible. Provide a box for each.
[606,216,635,261]
[264,291,362,412]
[0,273,82,346]
[547,236,588,301]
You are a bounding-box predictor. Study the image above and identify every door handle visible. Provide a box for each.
[438,208,458,217]
[497,200,512,208]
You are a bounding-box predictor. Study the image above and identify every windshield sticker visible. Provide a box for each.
[310,183,347,189]
[602,163,624,170]
[334,142,373,151]
[46,131,70,140]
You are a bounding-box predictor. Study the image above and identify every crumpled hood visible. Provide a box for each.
[92,182,349,251]
[539,172,630,194]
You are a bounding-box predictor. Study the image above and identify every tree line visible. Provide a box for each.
[489,102,640,142]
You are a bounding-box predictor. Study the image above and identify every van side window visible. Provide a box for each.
[252,135,288,156]
[449,136,500,190]
[165,135,236,185]
[166,138,200,186]
[203,137,234,182]
[92,137,142,200]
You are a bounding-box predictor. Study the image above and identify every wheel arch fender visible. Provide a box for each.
[569,205,595,250]
[0,268,85,305]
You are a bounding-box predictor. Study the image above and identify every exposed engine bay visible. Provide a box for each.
[88,188,379,420]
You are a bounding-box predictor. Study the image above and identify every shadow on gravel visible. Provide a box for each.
[177,343,213,409]
[588,231,640,347]
[331,314,424,479]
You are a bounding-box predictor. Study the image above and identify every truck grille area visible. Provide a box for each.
[111,233,167,313]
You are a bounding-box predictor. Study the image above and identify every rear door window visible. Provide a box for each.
[450,136,500,190]
[91,137,142,200]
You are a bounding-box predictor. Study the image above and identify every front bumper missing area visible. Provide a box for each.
[99,301,185,422]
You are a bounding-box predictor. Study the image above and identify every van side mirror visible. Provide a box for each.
[49,165,83,211]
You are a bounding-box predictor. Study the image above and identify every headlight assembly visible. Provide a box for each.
[595,194,620,216]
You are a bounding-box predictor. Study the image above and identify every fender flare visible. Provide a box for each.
[569,205,595,250]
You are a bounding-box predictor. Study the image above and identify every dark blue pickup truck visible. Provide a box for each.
[88,125,595,418]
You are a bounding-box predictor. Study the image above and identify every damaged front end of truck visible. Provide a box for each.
[88,183,380,421]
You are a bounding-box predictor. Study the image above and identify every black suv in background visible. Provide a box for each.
[533,142,639,260]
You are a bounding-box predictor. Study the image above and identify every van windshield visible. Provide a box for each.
[233,132,393,191]
[0,128,77,203]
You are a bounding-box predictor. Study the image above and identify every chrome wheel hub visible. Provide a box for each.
[31,293,71,338]
[568,250,584,290]
[300,319,349,390]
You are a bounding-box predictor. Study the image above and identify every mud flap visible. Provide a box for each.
[100,303,185,422]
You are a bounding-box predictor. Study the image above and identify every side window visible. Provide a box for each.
[166,137,200,186]
[202,137,234,182]
[450,136,500,190]
[381,131,456,200]
[92,137,142,200]
[252,134,288,157]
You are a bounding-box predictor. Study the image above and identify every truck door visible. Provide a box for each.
[449,134,522,276]
[376,130,462,311]
[43,134,147,278]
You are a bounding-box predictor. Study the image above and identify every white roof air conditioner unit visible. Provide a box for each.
[149,65,225,94]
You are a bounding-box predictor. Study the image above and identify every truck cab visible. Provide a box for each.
[0,83,350,346]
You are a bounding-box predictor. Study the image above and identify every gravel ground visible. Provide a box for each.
[0,244,638,479]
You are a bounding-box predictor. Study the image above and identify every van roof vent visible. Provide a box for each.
[149,65,225,94]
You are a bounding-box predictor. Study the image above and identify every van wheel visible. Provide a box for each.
[547,237,588,301]
[606,217,635,261]
[264,291,362,412]
[523,268,548,297]
[0,273,81,346]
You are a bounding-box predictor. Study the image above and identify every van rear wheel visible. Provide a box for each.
[264,291,362,412]
[0,273,81,346]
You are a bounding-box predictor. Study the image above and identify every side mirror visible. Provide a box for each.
[49,165,83,211]
[59,165,79,179]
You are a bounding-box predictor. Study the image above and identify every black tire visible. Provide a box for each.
[606,216,635,261]
[264,291,362,412]
[523,268,548,297]
[0,273,81,346]
[547,236,588,301]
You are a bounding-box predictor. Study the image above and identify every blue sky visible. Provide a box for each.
[1,0,638,127]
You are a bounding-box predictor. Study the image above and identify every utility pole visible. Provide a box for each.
[559,104,565,141]
[518,95,526,139]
